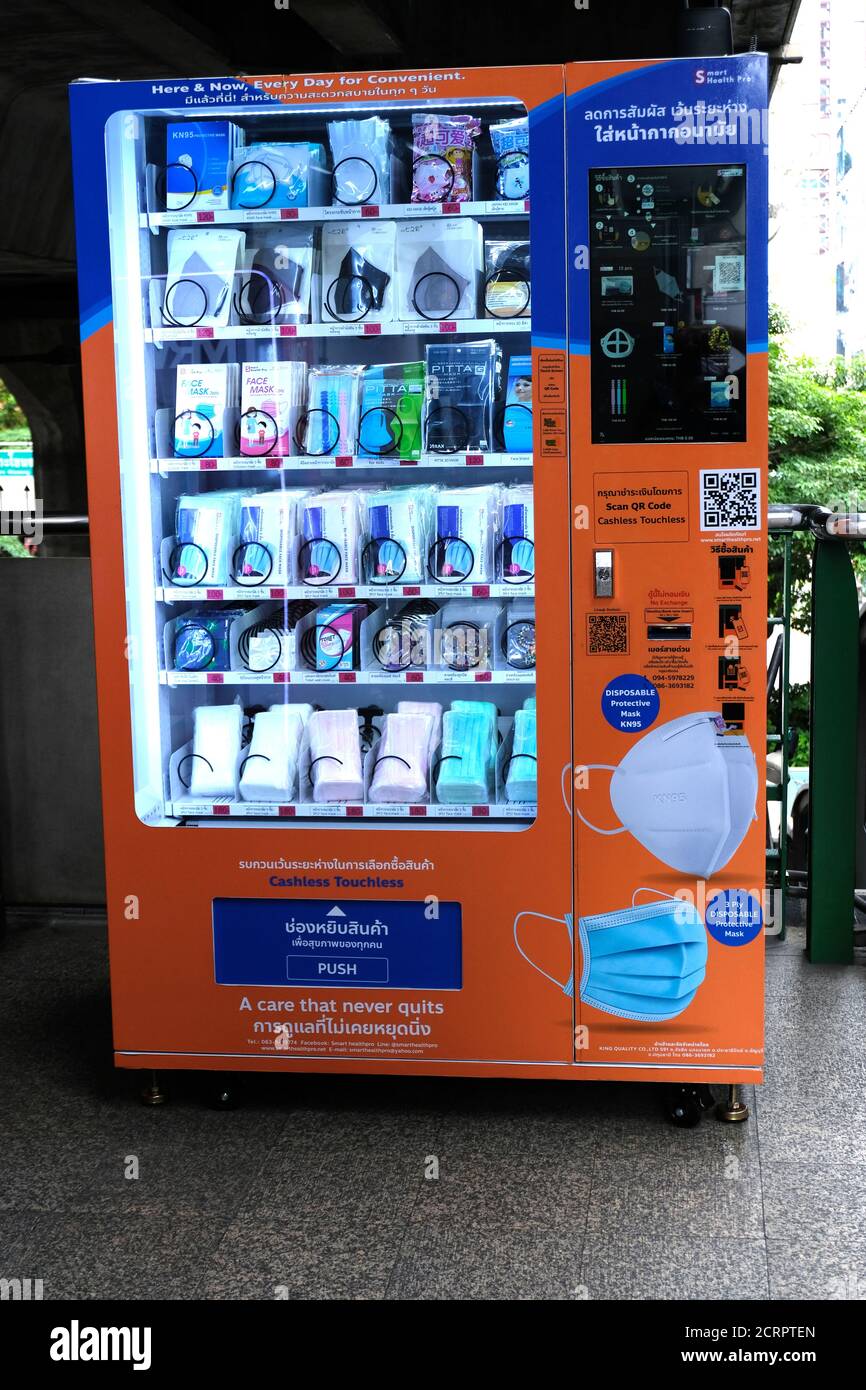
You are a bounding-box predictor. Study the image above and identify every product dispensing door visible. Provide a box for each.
[69,65,578,1077]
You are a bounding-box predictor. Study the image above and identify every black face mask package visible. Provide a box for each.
[423,338,501,454]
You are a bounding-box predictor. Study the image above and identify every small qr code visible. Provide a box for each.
[700,469,760,531]
[588,613,629,655]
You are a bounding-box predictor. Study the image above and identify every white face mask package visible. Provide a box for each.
[238,602,316,674]
[363,487,432,585]
[396,220,482,321]
[398,700,443,759]
[163,229,245,329]
[369,712,434,805]
[239,705,310,803]
[429,485,499,585]
[234,488,308,587]
[299,490,363,586]
[169,491,243,588]
[301,365,364,457]
[240,361,307,458]
[499,484,535,585]
[306,709,364,804]
[438,598,502,673]
[320,222,396,324]
[173,362,239,459]
[235,228,316,326]
[327,117,392,206]
[188,702,243,798]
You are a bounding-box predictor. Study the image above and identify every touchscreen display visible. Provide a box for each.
[589,163,747,445]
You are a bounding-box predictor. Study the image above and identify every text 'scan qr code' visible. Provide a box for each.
[587,612,629,655]
[700,469,761,531]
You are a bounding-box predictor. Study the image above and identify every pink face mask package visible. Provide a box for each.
[411,114,481,204]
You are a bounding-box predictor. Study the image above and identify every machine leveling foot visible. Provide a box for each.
[716,1084,750,1123]
[140,1070,167,1106]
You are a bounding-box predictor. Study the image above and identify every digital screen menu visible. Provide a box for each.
[589,163,747,445]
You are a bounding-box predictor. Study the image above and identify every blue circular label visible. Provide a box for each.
[706,890,763,946]
[601,674,660,733]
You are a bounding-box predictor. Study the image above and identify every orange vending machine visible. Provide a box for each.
[69,64,576,1081]
[69,54,767,1112]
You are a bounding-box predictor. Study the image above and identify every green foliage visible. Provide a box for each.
[0,377,29,438]
[0,534,33,559]
[767,313,866,627]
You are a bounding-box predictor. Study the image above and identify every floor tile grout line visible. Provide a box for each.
[382,1111,446,1299]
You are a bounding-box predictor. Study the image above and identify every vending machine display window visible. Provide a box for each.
[590,162,747,445]
[102,95,538,828]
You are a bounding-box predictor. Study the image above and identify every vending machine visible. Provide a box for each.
[69,54,766,1093]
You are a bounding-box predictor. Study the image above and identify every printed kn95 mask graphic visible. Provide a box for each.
[577,712,758,878]
[578,890,708,1023]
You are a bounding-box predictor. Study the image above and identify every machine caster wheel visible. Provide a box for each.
[140,1071,167,1106]
[664,1084,714,1128]
[716,1084,750,1124]
[207,1078,242,1110]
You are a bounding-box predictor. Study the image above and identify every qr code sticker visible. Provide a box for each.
[700,469,760,531]
[713,254,745,294]
[588,612,629,655]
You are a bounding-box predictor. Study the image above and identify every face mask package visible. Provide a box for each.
[230,141,327,210]
[301,365,363,457]
[439,598,502,673]
[172,608,247,672]
[238,601,316,674]
[499,483,535,585]
[424,340,500,454]
[364,487,431,585]
[489,117,530,201]
[436,700,498,805]
[174,362,239,459]
[299,489,363,586]
[239,705,311,803]
[306,709,364,803]
[411,113,481,203]
[484,241,531,319]
[300,602,370,672]
[320,222,396,324]
[235,227,316,326]
[396,220,482,322]
[430,485,499,585]
[165,120,239,211]
[506,702,537,803]
[327,117,392,206]
[234,488,307,586]
[188,702,243,798]
[240,361,307,457]
[502,600,536,671]
[373,599,439,673]
[499,355,533,453]
[169,491,242,588]
[357,362,425,460]
[163,229,245,329]
[398,700,443,760]
[369,712,434,804]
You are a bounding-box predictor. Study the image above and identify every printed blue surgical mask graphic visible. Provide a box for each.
[577,711,758,879]
[578,890,708,1023]
[514,890,708,1022]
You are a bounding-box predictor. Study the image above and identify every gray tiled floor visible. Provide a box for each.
[0,907,864,1301]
